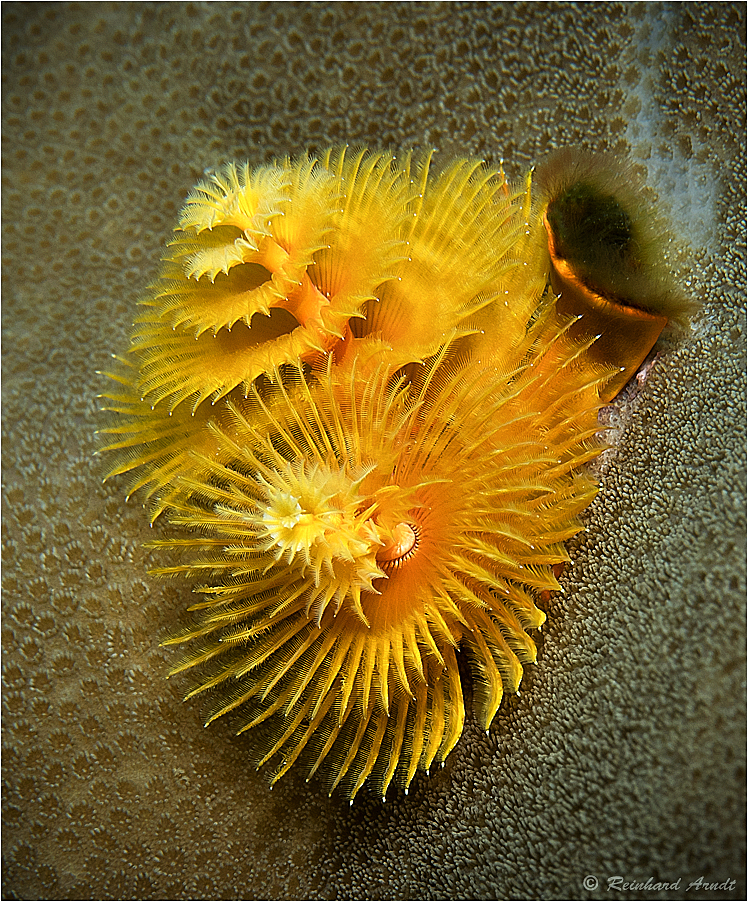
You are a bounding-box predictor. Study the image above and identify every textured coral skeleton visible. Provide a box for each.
[99,145,683,801]
[4,4,742,897]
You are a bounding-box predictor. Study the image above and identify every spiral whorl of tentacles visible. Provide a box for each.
[99,146,684,801]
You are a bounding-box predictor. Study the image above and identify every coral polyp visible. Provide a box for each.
[99,145,686,801]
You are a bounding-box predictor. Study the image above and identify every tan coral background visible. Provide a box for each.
[2,2,745,899]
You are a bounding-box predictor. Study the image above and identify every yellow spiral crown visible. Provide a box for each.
[99,145,681,801]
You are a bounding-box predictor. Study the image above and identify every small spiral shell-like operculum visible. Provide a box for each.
[376,522,418,566]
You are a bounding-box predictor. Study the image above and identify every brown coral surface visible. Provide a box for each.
[2,2,745,900]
